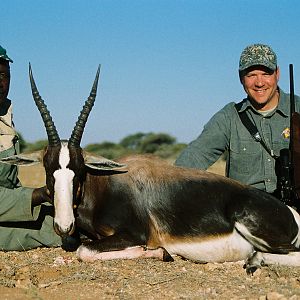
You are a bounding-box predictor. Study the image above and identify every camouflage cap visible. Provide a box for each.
[239,44,276,72]
[0,45,13,63]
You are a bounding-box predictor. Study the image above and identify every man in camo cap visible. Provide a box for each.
[176,43,300,205]
[238,44,280,112]
[0,45,62,250]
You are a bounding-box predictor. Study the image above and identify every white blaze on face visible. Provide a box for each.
[53,142,75,234]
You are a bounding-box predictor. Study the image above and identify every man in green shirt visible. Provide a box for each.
[175,44,300,200]
[0,45,61,250]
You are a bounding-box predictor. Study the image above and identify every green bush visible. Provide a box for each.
[85,141,131,159]
[139,133,176,153]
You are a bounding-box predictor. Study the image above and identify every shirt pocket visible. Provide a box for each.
[272,140,289,157]
[229,139,262,178]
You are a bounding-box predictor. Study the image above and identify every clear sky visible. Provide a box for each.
[2,0,300,146]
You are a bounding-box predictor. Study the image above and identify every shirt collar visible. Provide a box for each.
[236,88,290,117]
[276,88,290,117]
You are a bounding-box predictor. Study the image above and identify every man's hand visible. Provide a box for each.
[31,186,52,207]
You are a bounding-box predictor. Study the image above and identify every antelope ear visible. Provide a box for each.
[0,151,43,166]
[84,152,127,172]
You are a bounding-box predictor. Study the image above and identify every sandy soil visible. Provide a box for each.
[0,162,300,299]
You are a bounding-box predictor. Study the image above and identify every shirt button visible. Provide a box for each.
[266,179,271,182]
[267,158,271,162]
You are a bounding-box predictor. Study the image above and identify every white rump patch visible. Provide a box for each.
[53,142,75,234]
[287,206,300,248]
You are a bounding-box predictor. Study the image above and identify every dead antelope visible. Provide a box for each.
[2,64,300,274]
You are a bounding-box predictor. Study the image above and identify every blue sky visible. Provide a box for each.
[2,0,300,146]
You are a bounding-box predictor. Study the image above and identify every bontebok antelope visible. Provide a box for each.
[2,64,300,274]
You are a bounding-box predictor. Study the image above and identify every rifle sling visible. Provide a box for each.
[235,103,277,158]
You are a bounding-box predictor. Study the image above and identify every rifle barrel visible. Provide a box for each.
[290,64,295,115]
[290,64,295,153]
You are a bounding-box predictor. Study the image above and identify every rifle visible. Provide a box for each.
[290,64,300,202]
[277,64,300,208]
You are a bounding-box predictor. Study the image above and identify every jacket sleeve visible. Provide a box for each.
[175,103,232,169]
[0,185,41,222]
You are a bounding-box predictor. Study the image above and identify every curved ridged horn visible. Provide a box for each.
[68,65,101,148]
[29,63,60,147]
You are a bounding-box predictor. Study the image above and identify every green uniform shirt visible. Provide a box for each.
[175,89,300,193]
[0,99,61,250]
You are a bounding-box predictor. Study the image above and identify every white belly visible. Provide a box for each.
[163,228,254,263]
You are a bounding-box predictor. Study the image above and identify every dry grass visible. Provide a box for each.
[18,164,46,188]
[1,247,300,300]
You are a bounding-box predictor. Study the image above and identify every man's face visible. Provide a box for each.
[241,66,280,111]
[0,62,10,105]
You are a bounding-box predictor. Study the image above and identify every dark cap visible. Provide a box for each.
[0,45,13,63]
[239,44,277,72]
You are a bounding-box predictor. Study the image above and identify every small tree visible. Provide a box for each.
[120,132,146,151]
[139,133,176,153]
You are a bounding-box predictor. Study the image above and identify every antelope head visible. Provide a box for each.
[1,64,126,237]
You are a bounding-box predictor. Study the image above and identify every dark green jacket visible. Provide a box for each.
[175,89,300,193]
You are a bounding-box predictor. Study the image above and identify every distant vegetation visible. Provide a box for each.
[18,132,187,162]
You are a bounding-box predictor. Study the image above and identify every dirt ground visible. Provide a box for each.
[1,162,300,299]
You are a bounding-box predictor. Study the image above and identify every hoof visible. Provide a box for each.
[244,251,264,275]
[162,248,174,262]
[243,264,258,275]
[61,235,81,252]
